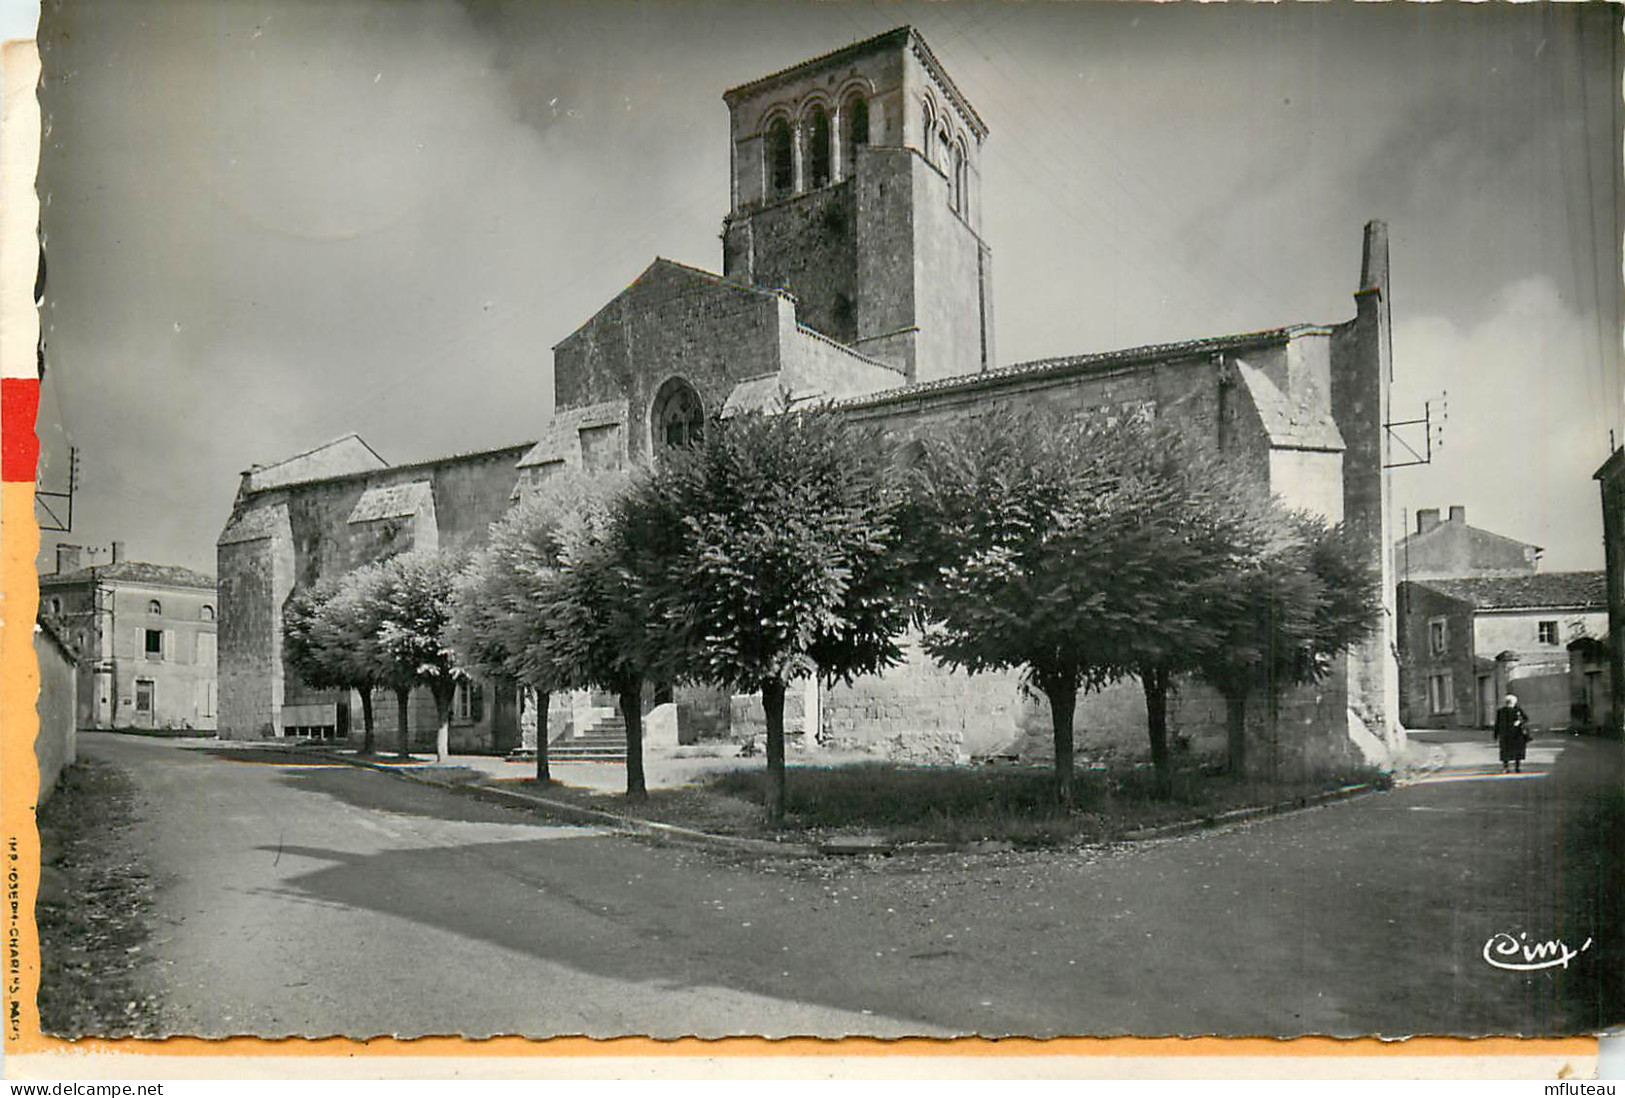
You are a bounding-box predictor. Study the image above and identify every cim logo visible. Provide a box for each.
[1482,931,1594,972]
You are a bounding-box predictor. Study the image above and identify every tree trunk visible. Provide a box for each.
[1045,677,1078,811]
[358,687,375,756]
[619,680,647,801]
[432,685,455,763]
[1142,666,1172,799]
[1264,688,1283,781]
[762,679,789,826]
[395,687,412,759]
[1224,689,1248,776]
[534,689,552,784]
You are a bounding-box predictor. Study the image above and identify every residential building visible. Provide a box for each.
[40,542,219,732]
[1393,505,1542,582]
[218,27,1401,773]
[1397,572,1607,731]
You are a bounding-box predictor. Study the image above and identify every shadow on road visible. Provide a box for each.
[269,761,584,827]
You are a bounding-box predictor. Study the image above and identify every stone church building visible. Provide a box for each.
[218,27,1402,770]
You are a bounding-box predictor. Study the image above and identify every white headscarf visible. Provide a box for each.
[1503,694,1518,707]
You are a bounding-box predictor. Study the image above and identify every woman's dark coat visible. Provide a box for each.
[1494,704,1530,763]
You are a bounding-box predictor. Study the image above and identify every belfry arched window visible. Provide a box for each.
[652,378,705,453]
[806,105,831,189]
[951,143,967,213]
[767,117,794,199]
[921,102,935,162]
[841,93,868,177]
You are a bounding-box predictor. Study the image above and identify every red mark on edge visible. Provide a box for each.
[1,377,40,483]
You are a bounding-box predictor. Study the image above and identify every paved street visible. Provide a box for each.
[77,729,1623,1040]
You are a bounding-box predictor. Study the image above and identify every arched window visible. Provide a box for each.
[841,93,868,177]
[806,104,831,189]
[147,599,162,616]
[201,604,215,622]
[921,102,934,162]
[952,144,967,213]
[937,126,953,174]
[652,378,705,453]
[767,117,794,199]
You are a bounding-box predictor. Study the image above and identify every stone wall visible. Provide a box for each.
[217,446,528,741]
[553,261,784,461]
[34,621,77,803]
[725,183,859,342]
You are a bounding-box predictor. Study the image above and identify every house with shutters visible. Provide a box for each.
[39,541,219,732]
[1396,571,1608,732]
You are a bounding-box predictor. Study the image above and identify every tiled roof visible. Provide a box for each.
[41,561,217,590]
[347,481,433,524]
[218,505,285,546]
[832,326,1298,413]
[1415,572,1607,612]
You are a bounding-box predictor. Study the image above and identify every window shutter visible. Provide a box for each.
[164,629,176,662]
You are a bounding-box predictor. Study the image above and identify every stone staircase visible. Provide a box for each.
[545,713,629,763]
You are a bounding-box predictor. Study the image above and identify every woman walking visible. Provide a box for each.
[1494,694,1531,773]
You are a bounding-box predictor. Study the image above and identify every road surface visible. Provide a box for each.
[74,730,1623,1039]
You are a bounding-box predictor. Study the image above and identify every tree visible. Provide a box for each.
[372,551,466,762]
[1192,522,1318,777]
[911,407,1275,805]
[635,403,911,825]
[283,571,385,754]
[1109,451,1277,796]
[1193,513,1380,778]
[539,476,666,801]
[447,470,609,783]
[911,409,1136,807]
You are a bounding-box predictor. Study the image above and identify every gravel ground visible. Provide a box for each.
[35,757,169,1038]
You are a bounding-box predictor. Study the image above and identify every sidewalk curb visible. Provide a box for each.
[233,742,1389,858]
[1116,782,1383,842]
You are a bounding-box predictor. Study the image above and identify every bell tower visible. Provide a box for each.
[720,27,994,383]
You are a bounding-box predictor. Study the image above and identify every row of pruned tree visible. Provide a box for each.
[282,402,1379,820]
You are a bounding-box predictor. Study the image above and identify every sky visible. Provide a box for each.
[25,0,1623,576]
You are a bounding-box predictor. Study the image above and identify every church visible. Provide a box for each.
[217,27,1402,772]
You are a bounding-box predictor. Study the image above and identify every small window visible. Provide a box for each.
[453,680,484,725]
[48,597,61,615]
[147,599,162,616]
[1428,617,1448,658]
[1538,621,1558,645]
[806,105,831,189]
[767,117,794,198]
[144,628,163,661]
[1428,671,1455,715]
[200,604,215,622]
[951,145,966,212]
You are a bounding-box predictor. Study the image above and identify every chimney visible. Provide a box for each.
[55,544,82,575]
[1448,505,1465,525]
[1416,509,1441,535]
[111,540,125,564]
[1360,220,1389,296]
